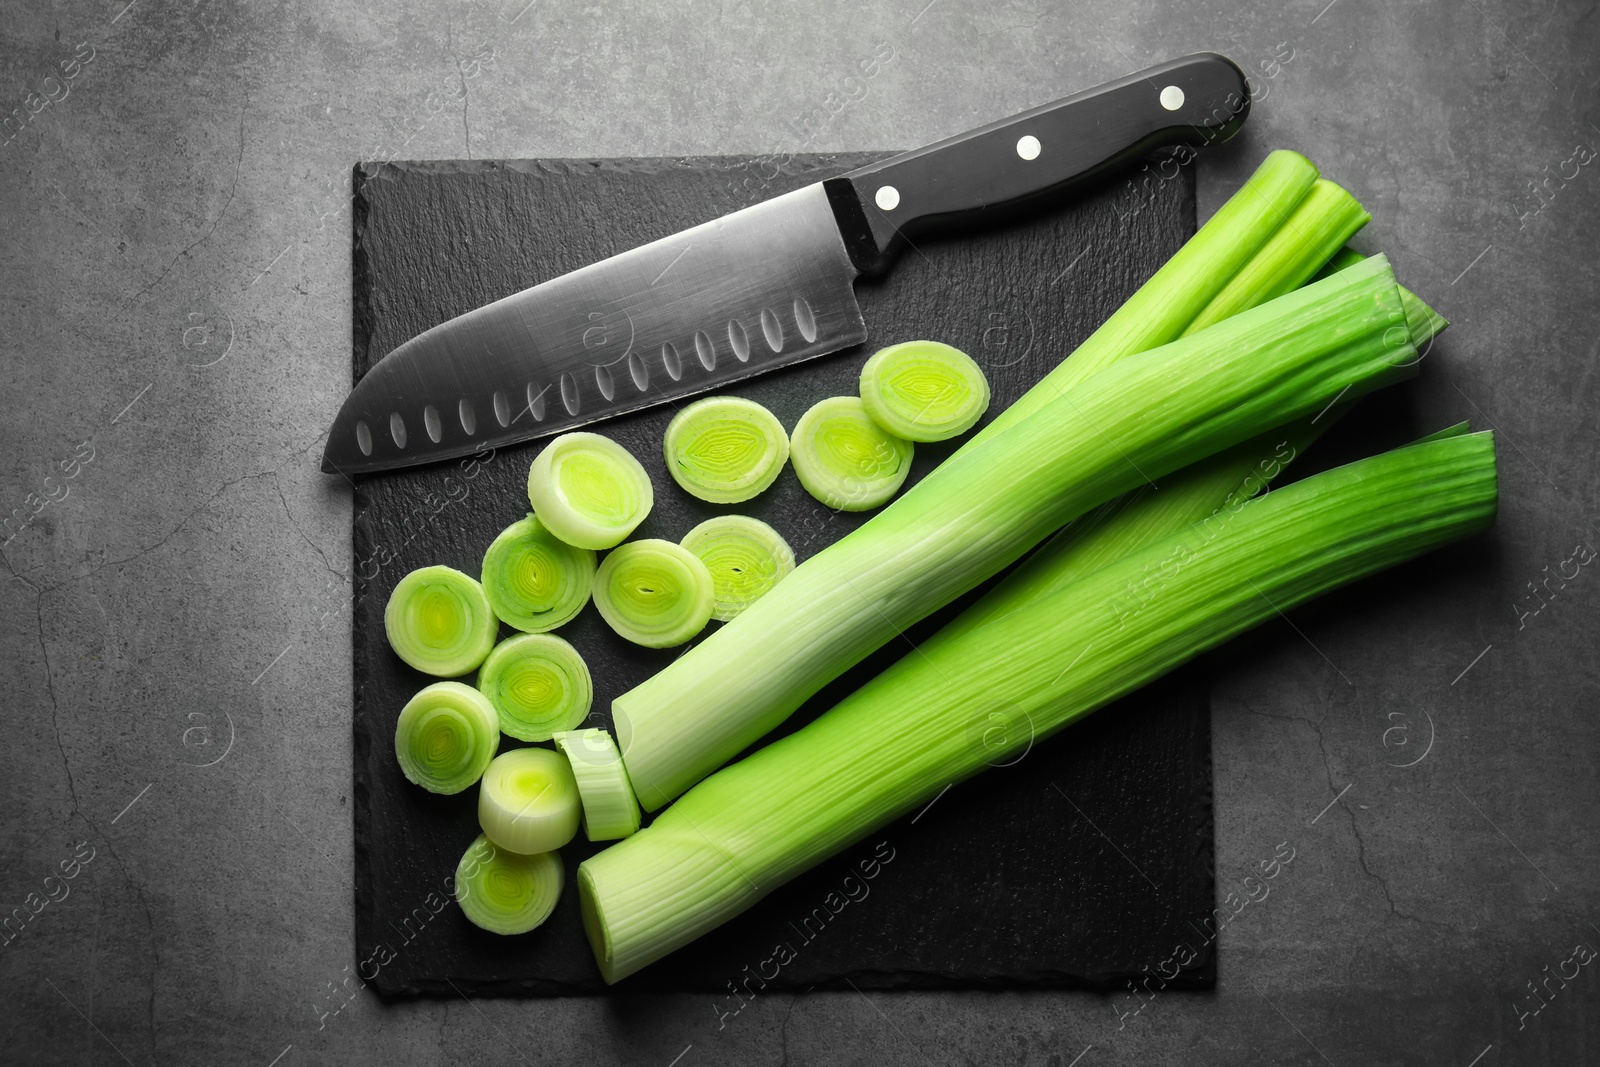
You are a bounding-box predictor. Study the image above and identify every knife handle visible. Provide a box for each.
[826,52,1250,274]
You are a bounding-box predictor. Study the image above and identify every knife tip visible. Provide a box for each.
[319,439,354,478]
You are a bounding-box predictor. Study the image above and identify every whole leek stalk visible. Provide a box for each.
[581,431,1499,981]
[616,255,1417,807]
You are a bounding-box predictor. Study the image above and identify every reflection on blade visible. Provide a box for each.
[323,184,864,475]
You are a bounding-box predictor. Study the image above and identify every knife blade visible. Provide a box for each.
[324,52,1249,475]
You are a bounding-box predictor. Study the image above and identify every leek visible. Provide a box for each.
[1181,179,1370,336]
[615,255,1419,809]
[977,148,1323,440]
[478,747,582,854]
[394,681,500,794]
[476,633,593,742]
[580,431,1499,981]
[554,728,642,841]
[480,514,597,633]
[593,539,715,648]
[789,396,913,511]
[384,565,498,677]
[455,834,562,935]
[1316,246,1449,346]
[663,396,789,504]
[858,340,991,442]
[526,432,653,550]
[680,515,796,621]
[956,251,1449,642]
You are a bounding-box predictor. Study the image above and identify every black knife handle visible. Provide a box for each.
[825,52,1250,274]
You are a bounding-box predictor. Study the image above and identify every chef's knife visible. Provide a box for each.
[324,52,1249,475]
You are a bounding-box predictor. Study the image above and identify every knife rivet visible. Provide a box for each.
[874,185,900,211]
[1159,85,1185,111]
[1016,135,1041,161]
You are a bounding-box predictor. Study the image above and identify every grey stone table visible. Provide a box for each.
[2,1,1596,1064]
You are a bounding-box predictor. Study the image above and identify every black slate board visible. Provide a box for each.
[349,154,1216,997]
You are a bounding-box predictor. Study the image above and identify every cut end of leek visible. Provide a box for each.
[477,633,594,742]
[384,565,498,677]
[680,515,796,621]
[455,833,563,935]
[554,728,642,841]
[790,396,913,511]
[859,340,991,442]
[577,864,617,981]
[481,514,597,633]
[663,396,790,504]
[527,432,653,550]
[593,539,715,648]
[477,747,582,854]
[394,681,500,794]
[1312,245,1449,347]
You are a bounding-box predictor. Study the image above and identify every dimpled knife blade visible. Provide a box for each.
[325,185,864,475]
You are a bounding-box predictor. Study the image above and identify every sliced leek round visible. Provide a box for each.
[454,833,562,935]
[476,633,593,742]
[553,728,642,841]
[663,396,789,504]
[384,565,498,676]
[593,539,715,648]
[859,340,991,442]
[790,396,913,511]
[526,432,653,550]
[680,515,796,621]
[480,514,597,633]
[477,747,582,854]
[394,681,500,794]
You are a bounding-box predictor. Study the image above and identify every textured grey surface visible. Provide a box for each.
[0,1,1596,1065]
